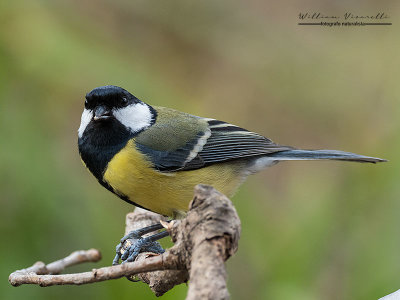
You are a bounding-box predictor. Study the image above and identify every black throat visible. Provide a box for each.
[78,119,133,181]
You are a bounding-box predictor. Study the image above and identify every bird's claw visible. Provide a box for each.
[112,230,165,265]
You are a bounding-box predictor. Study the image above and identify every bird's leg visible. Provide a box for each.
[112,222,170,265]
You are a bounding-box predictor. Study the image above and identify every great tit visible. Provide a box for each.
[78,85,385,218]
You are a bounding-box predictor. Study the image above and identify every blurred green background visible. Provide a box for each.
[1,1,399,299]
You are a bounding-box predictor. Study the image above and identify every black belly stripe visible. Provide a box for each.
[78,120,133,181]
[79,120,157,212]
[78,111,158,213]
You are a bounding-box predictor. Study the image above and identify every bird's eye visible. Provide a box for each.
[121,97,129,106]
[84,100,89,108]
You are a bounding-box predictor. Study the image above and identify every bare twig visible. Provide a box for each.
[9,185,241,299]
[9,249,102,286]
[9,250,181,287]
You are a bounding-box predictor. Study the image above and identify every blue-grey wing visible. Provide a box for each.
[197,120,291,165]
[135,117,291,171]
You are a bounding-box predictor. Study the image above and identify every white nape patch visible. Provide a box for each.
[184,128,212,164]
[244,156,278,175]
[78,108,93,138]
[113,103,153,133]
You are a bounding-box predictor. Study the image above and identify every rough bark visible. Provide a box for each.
[9,185,241,299]
[123,208,189,296]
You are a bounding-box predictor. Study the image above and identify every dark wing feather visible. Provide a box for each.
[136,113,292,171]
[135,131,207,171]
[192,122,292,166]
[133,107,210,171]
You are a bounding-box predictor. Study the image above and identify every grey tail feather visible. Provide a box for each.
[268,149,387,164]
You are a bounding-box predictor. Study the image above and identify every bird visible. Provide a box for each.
[78,85,386,264]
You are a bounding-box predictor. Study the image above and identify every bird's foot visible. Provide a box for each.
[112,224,169,265]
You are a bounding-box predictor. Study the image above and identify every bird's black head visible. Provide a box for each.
[78,85,157,180]
[84,85,140,113]
[78,85,157,139]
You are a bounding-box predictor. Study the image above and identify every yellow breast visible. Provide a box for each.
[103,140,246,217]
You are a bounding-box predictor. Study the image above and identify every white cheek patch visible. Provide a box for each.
[78,108,93,138]
[113,103,153,133]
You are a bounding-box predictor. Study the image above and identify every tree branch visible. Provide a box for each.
[9,185,241,299]
[120,207,189,296]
